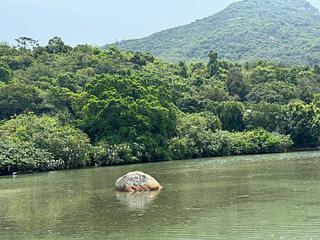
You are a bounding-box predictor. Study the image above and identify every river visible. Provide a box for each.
[1,151,320,239]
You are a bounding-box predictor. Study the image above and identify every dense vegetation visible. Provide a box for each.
[0,37,320,175]
[112,0,320,65]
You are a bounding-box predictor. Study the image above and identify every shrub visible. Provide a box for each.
[0,139,61,174]
[169,129,293,160]
[0,113,92,171]
[92,142,146,166]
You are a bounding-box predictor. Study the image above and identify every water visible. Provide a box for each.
[1,151,320,239]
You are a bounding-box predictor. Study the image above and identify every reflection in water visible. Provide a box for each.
[116,191,160,210]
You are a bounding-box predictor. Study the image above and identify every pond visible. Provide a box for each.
[1,151,320,239]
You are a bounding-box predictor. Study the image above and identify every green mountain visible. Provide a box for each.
[111,0,320,65]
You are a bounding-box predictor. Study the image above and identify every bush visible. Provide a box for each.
[92,142,147,166]
[0,113,92,172]
[169,112,222,159]
[0,139,62,175]
[170,129,292,160]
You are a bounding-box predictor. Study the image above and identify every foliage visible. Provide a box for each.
[0,65,11,83]
[169,112,222,159]
[0,139,59,175]
[246,81,299,104]
[208,101,245,131]
[0,83,48,119]
[77,74,178,160]
[287,101,320,147]
[92,142,147,166]
[226,66,249,100]
[0,36,318,175]
[244,103,288,133]
[170,128,293,160]
[0,114,91,172]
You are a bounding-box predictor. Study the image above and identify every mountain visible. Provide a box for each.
[110,0,320,65]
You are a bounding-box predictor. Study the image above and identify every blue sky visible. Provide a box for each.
[1,0,320,46]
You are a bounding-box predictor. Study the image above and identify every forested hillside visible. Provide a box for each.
[113,0,320,65]
[0,37,320,175]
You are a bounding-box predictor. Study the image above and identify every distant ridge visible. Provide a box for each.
[109,0,320,65]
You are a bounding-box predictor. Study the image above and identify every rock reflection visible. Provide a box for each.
[116,191,161,210]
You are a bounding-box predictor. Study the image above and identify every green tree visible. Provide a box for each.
[178,61,188,78]
[287,101,320,147]
[46,37,71,54]
[247,81,299,104]
[169,112,222,159]
[0,65,11,83]
[244,103,288,133]
[0,113,92,169]
[210,101,245,131]
[77,74,178,160]
[177,96,203,113]
[15,36,39,49]
[207,51,219,77]
[314,65,320,75]
[250,66,276,84]
[226,66,249,100]
[0,83,48,119]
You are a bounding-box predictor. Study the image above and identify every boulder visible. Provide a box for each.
[115,171,163,192]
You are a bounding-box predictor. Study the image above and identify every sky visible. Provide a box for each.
[1,0,320,47]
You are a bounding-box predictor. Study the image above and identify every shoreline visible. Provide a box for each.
[290,147,320,152]
[4,148,320,177]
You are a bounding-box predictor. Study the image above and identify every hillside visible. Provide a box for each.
[111,0,320,65]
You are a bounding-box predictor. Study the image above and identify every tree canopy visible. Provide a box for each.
[0,37,319,175]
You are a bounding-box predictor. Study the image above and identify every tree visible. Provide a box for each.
[207,51,219,77]
[226,66,249,100]
[312,94,320,108]
[177,96,203,113]
[169,112,222,159]
[244,103,288,133]
[0,83,47,119]
[287,101,320,147]
[129,52,149,67]
[201,85,230,102]
[213,101,245,131]
[77,74,178,161]
[0,65,11,83]
[297,75,320,103]
[250,66,276,84]
[0,113,92,169]
[15,36,39,49]
[247,81,299,104]
[57,73,79,92]
[178,61,188,78]
[0,36,318,174]
[46,37,71,54]
[314,64,320,75]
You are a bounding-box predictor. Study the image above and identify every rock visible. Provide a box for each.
[115,171,163,192]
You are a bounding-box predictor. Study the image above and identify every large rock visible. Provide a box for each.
[115,171,163,192]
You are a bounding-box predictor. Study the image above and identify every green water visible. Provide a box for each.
[1,151,320,239]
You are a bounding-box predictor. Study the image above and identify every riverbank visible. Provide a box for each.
[3,147,320,177]
[290,147,320,152]
[0,113,294,176]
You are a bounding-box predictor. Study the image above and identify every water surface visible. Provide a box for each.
[1,151,320,239]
